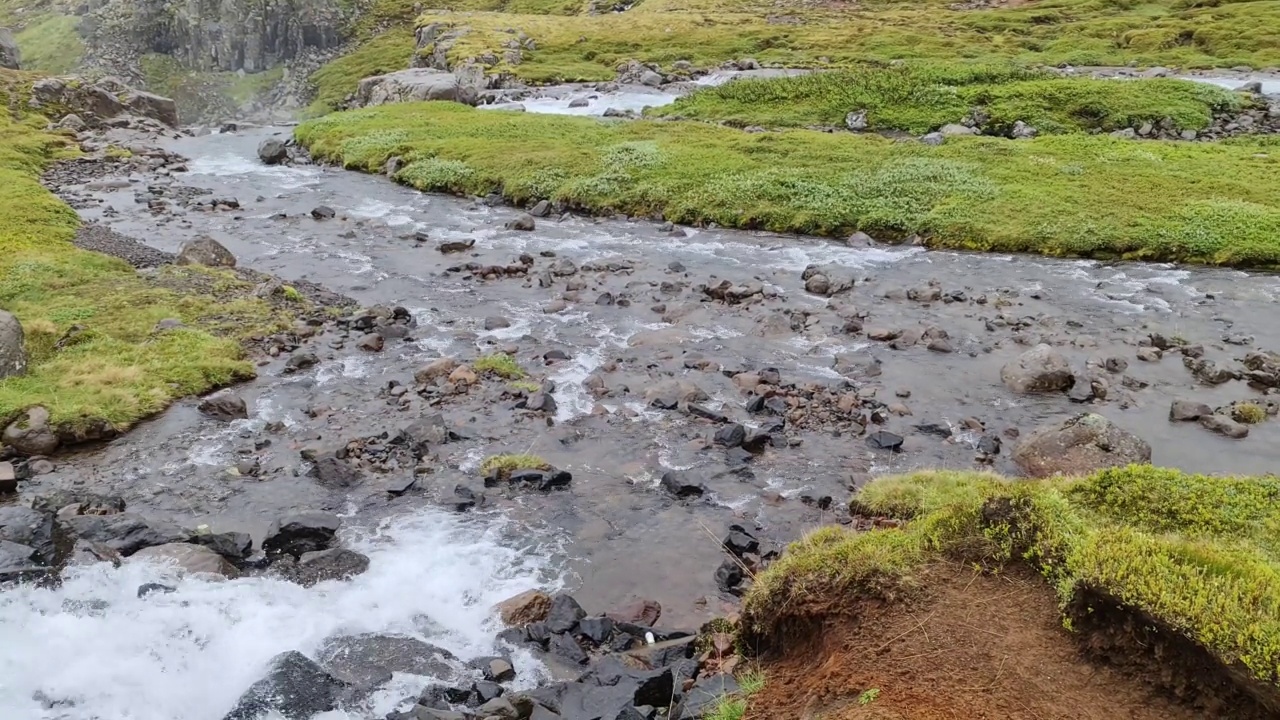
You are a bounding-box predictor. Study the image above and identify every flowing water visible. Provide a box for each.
[5,124,1280,719]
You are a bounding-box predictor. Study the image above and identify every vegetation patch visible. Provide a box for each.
[296,101,1280,267]
[0,82,295,438]
[479,453,551,477]
[706,670,765,720]
[473,352,525,379]
[741,466,1280,705]
[13,14,85,75]
[653,65,1244,136]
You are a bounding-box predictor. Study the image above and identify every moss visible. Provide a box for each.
[0,84,294,436]
[104,145,133,160]
[480,453,551,476]
[296,101,1280,268]
[1233,403,1267,424]
[509,379,541,393]
[13,14,85,76]
[653,65,1243,136]
[473,352,525,379]
[281,285,304,302]
[743,465,1280,693]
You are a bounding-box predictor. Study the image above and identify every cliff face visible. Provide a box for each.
[84,0,348,75]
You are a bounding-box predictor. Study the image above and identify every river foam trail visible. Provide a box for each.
[0,510,558,720]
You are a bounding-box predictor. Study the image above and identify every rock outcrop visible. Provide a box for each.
[0,27,20,70]
[0,310,27,380]
[354,67,484,108]
[1013,413,1151,477]
[28,76,179,127]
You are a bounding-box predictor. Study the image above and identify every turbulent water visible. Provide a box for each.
[6,121,1280,719]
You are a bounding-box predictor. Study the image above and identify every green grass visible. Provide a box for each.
[509,379,541,393]
[705,670,765,720]
[308,28,416,115]
[1234,402,1267,424]
[13,14,85,75]
[296,101,1280,267]
[652,64,1244,136]
[742,465,1280,693]
[473,352,526,379]
[479,453,551,476]
[0,73,298,440]
[139,55,284,123]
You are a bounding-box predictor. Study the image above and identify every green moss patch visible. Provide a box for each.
[480,453,551,477]
[742,466,1280,697]
[296,101,1280,267]
[473,352,526,379]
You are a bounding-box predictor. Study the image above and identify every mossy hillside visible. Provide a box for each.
[408,0,1280,85]
[13,14,85,75]
[295,101,1280,267]
[743,466,1280,691]
[652,65,1245,136]
[0,95,294,436]
[140,55,284,123]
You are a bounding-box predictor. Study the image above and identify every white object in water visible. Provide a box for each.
[645,631,656,645]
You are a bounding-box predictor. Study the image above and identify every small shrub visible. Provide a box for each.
[474,353,525,379]
[281,285,303,302]
[1233,402,1266,424]
[480,453,551,477]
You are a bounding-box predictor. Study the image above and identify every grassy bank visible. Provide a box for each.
[741,466,1280,695]
[295,101,1280,266]
[0,70,294,442]
[651,65,1244,135]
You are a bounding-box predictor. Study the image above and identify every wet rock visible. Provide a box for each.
[507,214,536,231]
[0,540,46,583]
[524,392,558,414]
[723,525,759,557]
[550,632,589,665]
[673,674,740,720]
[63,538,121,569]
[131,542,240,579]
[176,235,236,268]
[318,633,457,690]
[1001,344,1074,394]
[191,531,253,561]
[1200,414,1249,439]
[502,468,572,491]
[478,696,519,717]
[438,239,475,254]
[801,263,854,296]
[484,316,512,331]
[546,593,587,633]
[927,338,954,353]
[1136,347,1162,362]
[645,379,708,409]
[832,351,882,378]
[713,423,746,448]
[294,548,371,585]
[714,559,744,594]
[496,589,552,625]
[415,358,458,384]
[0,506,56,563]
[866,327,902,342]
[607,599,662,627]
[284,353,319,374]
[262,511,340,559]
[1169,399,1212,422]
[357,333,385,352]
[2,406,58,456]
[1185,357,1236,385]
[399,413,450,455]
[137,582,175,598]
[63,513,190,556]
[198,393,249,421]
[530,199,553,217]
[1013,413,1151,478]
[311,456,363,488]
[477,656,517,683]
[311,206,336,220]
[0,310,27,379]
[577,616,615,645]
[866,431,904,452]
[223,651,348,720]
[257,138,289,165]
[804,273,831,295]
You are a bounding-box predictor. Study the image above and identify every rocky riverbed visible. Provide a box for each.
[4,122,1280,719]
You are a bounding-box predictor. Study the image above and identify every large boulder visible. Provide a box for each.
[0,28,20,70]
[1012,413,1151,478]
[0,506,58,565]
[28,76,178,126]
[131,542,241,578]
[63,513,191,556]
[262,512,341,559]
[119,88,179,127]
[1001,344,1074,394]
[495,589,552,626]
[0,539,46,583]
[258,138,289,165]
[2,406,59,456]
[317,633,458,690]
[222,651,348,720]
[354,67,483,107]
[177,235,237,268]
[0,310,25,379]
[198,393,249,421]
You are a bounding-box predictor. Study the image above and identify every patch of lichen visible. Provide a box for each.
[742,466,1280,692]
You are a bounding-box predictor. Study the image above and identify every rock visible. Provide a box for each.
[131,542,240,579]
[223,651,348,720]
[1012,413,1151,478]
[714,423,746,448]
[0,310,27,379]
[530,199,553,217]
[639,70,664,87]
[176,235,237,268]
[714,559,744,593]
[284,353,319,374]
[940,123,977,136]
[63,513,190,556]
[804,274,830,295]
[673,674,740,720]
[190,531,253,560]
[578,616,615,645]
[293,548,371,586]
[0,462,17,493]
[644,379,708,408]
[355,67,483,107]
[0,506,57,564]
[496,589,552,626]
[1169,399,1212,422]
[1136,347,1162,362]
[438,239,475,254]
[262,512,340,559]
[723,526,759,557]
[866,431,904,452]
[507,214,536,231]
[484,316,512,330]
[525,391,559,414]
[546,593,587,633]
[921,132,945,146]
[800,263,854,296]
[0,27,20,70]
[399,413,450,456]
[0,540,45,583]
[1001,344,1074,394]
[1011,120,1038,139]
[660,470,707,499]
[68,539,123,568]
[478,696,519,718]
[481,657,517,683]
[845,109,868,131]
[927,338,953,353]
[1200,414,1249,439]
[2,406,59,456]
[550,632,589,665]
[318,633,457,690]
[198,394,249,421]
[311,205,336,220]
[415,358,458,384]
[56,113,86,132]
[357,333,384,352]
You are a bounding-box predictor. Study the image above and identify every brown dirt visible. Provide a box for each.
[745,562,1232,720]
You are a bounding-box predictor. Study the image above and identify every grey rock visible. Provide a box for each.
[1200,414,1249,439]
[660,470,706,498]
[131,542,240,578]
[507,214,536,231]
[0,540,45,583]
[844,109,867,131]
[311,205,336,220]
[0,310,27,379]
[546,593,587,633]
[222,651,347,720]
[940,123,977,136]
[63,513,190,556]
[318,633,458,690]
[2,406,58,455]
[191,531,253,560]
[1011,120,1038,139]
[1169,399,1212,422]
[258,138,289,164]
[294,548,371,586]
[355,67,483,107]
[639,70,664,87]
[198,393,249,421]
[0,27,20,70]
[0,506,57,564]
[177,235,237,268]
[1001,344,1074,394]
[262,512,340,558]
[673,674,739,720]
[1013,413,1151,478]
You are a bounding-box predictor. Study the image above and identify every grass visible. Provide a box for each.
[139,55,284,123]
[479,453,551,476]
[13,14,85,75]
[651,64,1245,136]
[473,352,526,379]
[1233,402,1267,424]
[296,101,1280,267]
[0,74,298,440]
[742,465,1280,693]
[705,670,765,720]
[509,379,541,393]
